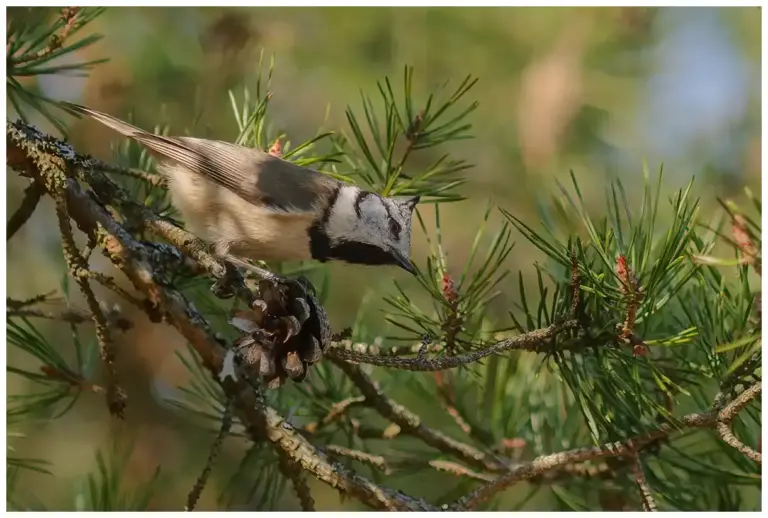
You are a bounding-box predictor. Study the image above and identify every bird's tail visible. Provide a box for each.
[61,101,148,139]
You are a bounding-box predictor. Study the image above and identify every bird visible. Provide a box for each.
[62,102,420,286]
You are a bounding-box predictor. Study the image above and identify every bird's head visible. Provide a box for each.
[320,187,420,274]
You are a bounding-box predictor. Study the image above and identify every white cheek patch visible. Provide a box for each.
[325,189,418,258]
[326,187,362,240]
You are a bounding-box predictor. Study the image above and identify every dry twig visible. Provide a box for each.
[186,399,234,511]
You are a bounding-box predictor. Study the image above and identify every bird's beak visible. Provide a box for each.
[393,251,417,275]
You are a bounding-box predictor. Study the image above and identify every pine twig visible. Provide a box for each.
[351,420,402,440]
[330,357,510,473]
[326,445,391,474]
[449,382,761,510]
[715,421,762,463]
[326,319,580,371]
[95,160,168,188]
[303,396,366,434]
[569,248,581,318]
[7,182,45,241]
[186,399,234,511]
[428,459,494,482]
[277,452,316,511]
[7,290,59,309]
[326,447,496,483]
[631,455,657,512]
[7,306,132,331]
[52,190,126,418]
[8,7,82,67]
[331,338,445,357]
[84,269,146,310]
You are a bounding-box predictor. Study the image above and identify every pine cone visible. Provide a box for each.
[229,278,331,388]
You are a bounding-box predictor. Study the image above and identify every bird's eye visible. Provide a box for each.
[388,219,401,238]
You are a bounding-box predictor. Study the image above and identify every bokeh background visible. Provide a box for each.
[6,6,762,510]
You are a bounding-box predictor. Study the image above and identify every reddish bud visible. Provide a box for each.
[442,272,458,303]
[268,138,282,157]
[616,254,630,293]
[732,214,757,262]
[40,364,65,380]
[502,437,527,450]
[632,343,649,357]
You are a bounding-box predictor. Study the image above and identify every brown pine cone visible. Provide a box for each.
[229,277,331,388]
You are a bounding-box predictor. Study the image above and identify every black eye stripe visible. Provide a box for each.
[353,191,374,218]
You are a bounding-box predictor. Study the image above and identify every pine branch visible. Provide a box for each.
[329,357,511,473]
[326,445,391,474]
[631,455,657,512]
[6,290,59,309]
[7,74,759,511]
[7,119,437,512]
[276,451,316,511]
[52,187,125,417]
[331,338,445,357]
[326,319,581,371]
[185,399,234,511]
[450,382,761,510]
[325,447,496,483]
[83,270,146,310]
[303,396,366,434]
[715,421,761,464]
[95,161,168,188]
[7,306,132,331]
[8,7,82,67]
[428,459,495,483]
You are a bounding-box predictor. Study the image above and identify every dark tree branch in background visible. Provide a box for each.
[7,182,44,241]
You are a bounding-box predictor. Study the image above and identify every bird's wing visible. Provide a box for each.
[63,102,340,213]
